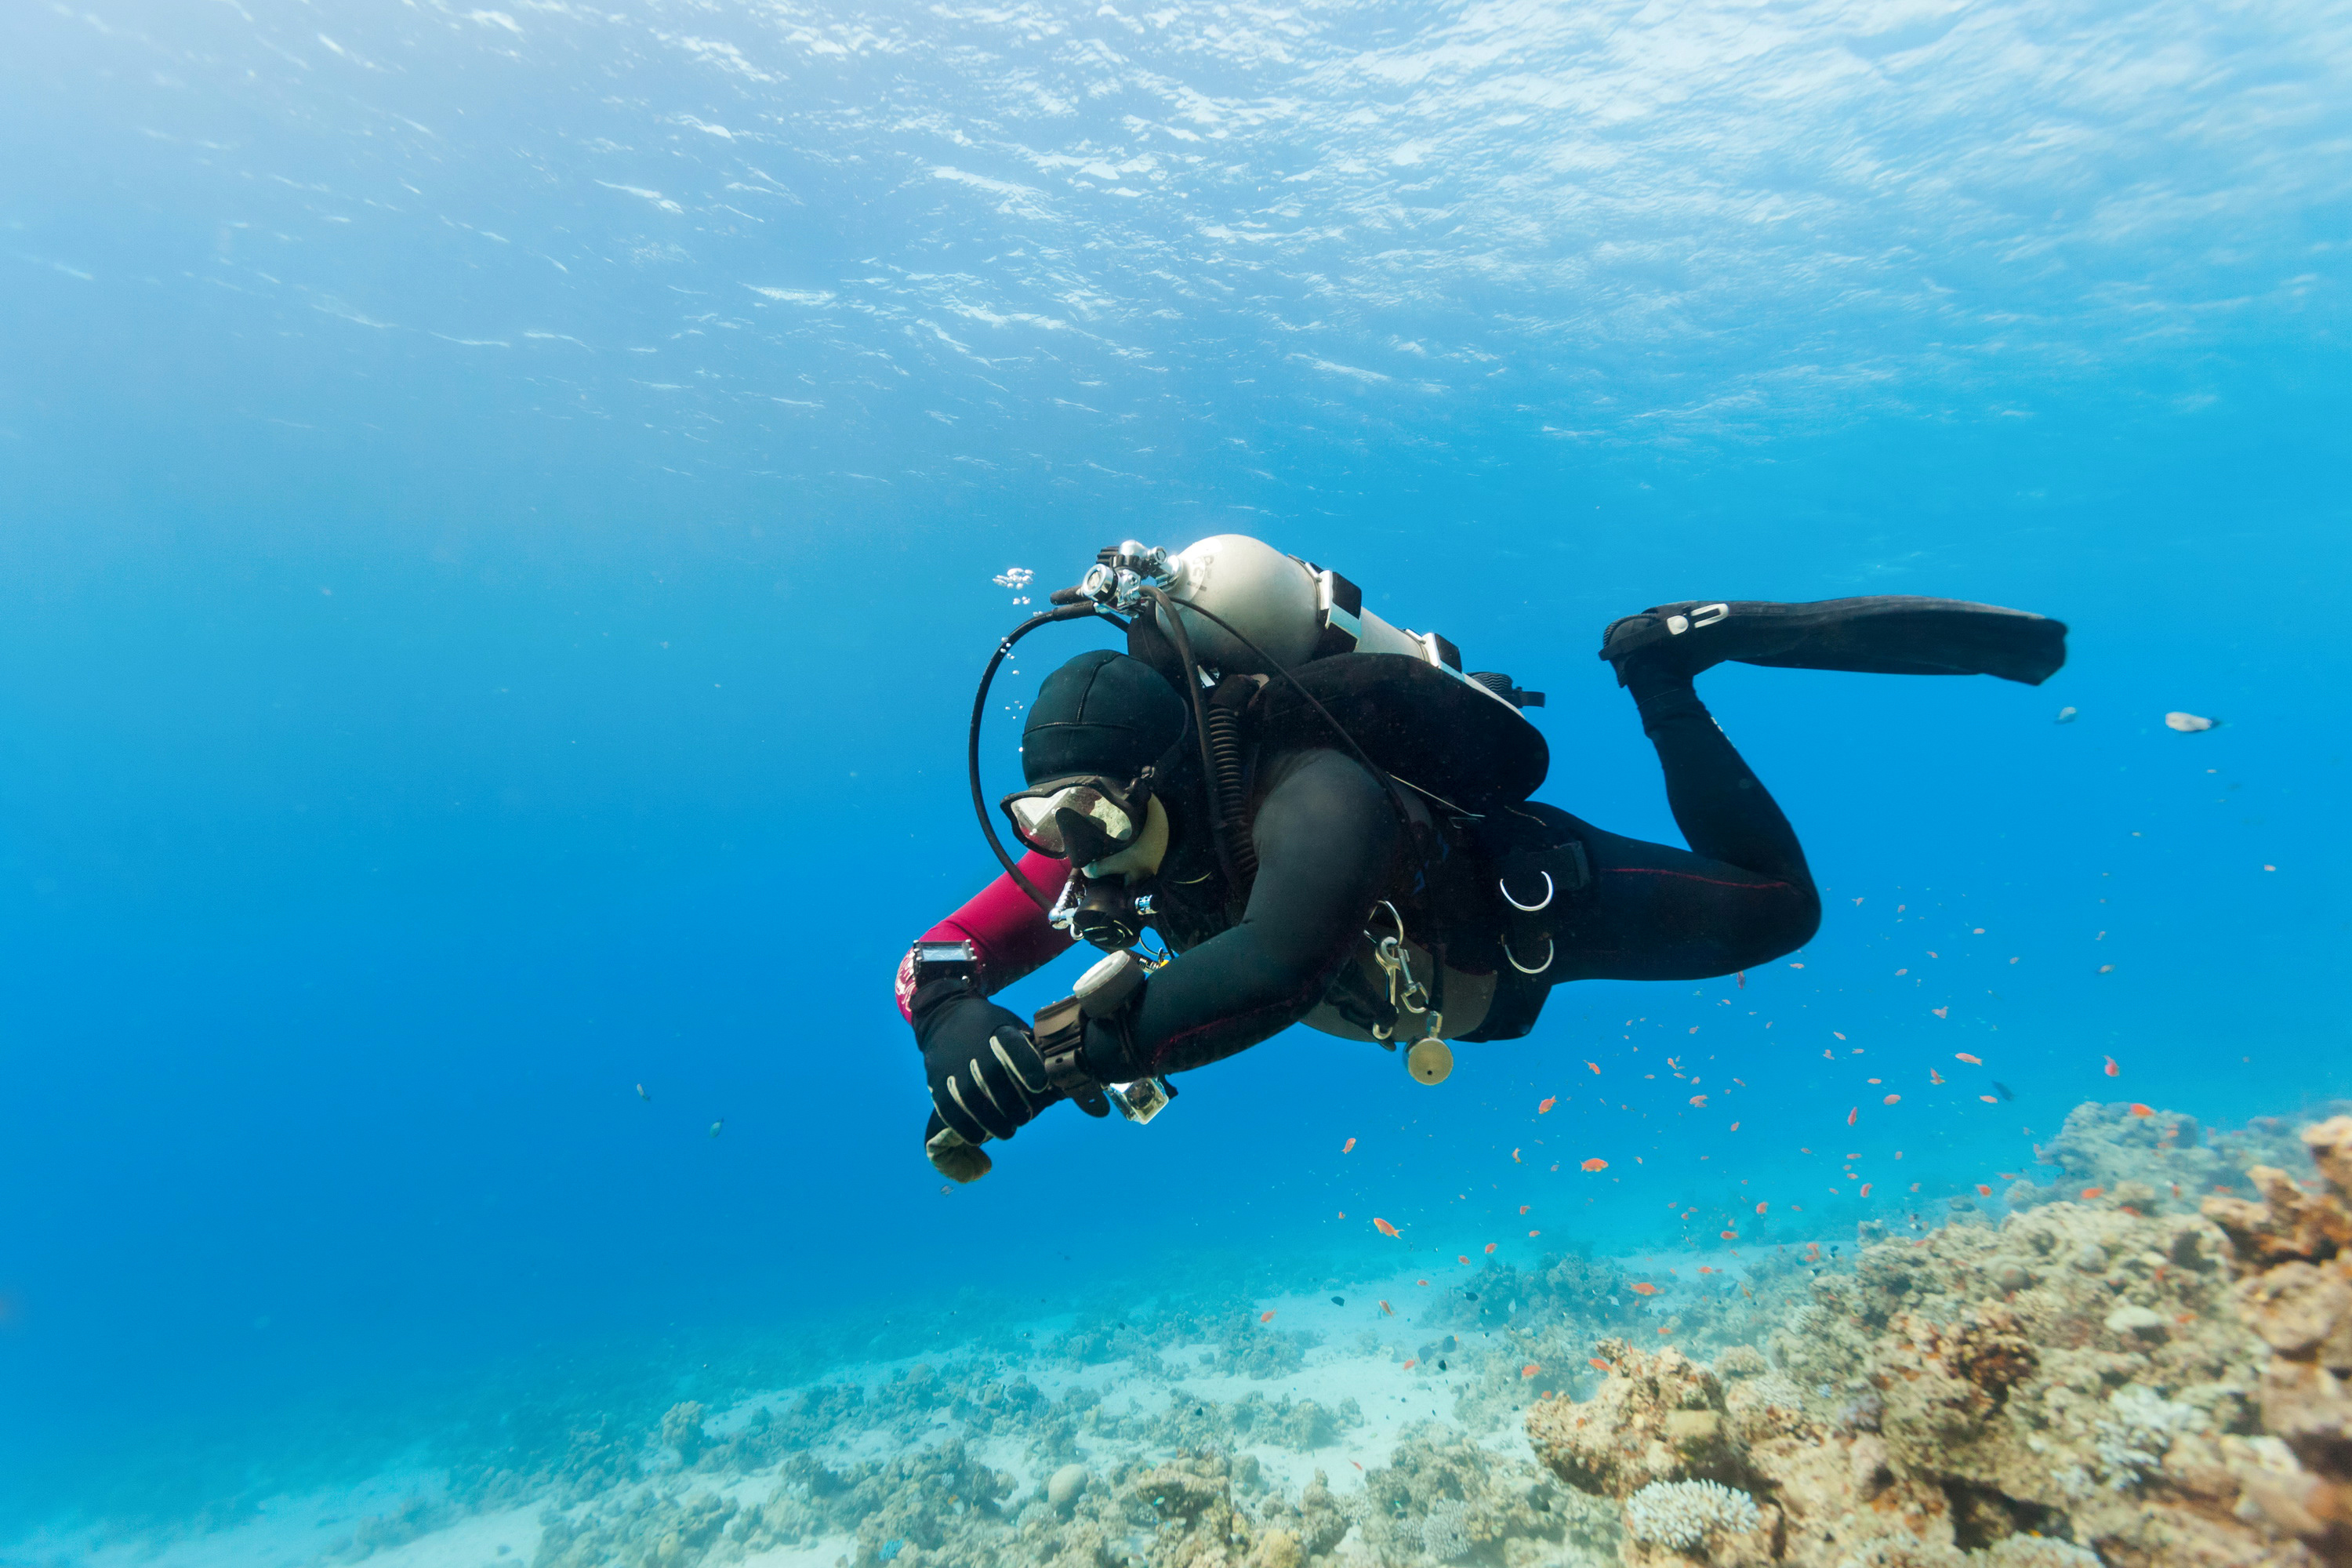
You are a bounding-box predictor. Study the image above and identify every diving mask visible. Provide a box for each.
[999,775,1150,864]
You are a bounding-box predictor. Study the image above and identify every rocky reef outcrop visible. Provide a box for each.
[1526,1112,2352,1566]
[2199,1115,2352,1563]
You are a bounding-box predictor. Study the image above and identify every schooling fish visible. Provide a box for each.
[2164,711,2218,733]
[636,1083,652,1102]
[1330,1295,1345,1306]
[709,1119,724,1136]
[1991,1081,2015,1102]
[1373,1217,1401,1238]
[2055,706,2078,724]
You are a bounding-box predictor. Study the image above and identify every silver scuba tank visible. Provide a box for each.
[1080,534,1523,711]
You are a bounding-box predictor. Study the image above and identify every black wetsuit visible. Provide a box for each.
[1081,675,1820,1083]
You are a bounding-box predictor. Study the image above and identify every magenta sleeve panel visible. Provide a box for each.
[892,850,1077,1020]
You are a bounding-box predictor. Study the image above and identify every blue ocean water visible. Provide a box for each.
[2,0,2347,1550]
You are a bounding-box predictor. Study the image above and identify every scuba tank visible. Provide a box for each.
[1087,535,1550,812]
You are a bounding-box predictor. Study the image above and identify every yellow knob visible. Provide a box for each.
[1406,1037,1454,1085]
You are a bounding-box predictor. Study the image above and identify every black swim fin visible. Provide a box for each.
[1599,597,2068,687]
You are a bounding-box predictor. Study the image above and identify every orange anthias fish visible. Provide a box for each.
[1697,1265,1715,1275]
[1581,1157,1608,1172]
[1342,1137,1356,1153]
[1379,1300,1393,1316]
[1484,1242,1498,1254]
[1719,1229,1738,1240]
[1883,1094,1901,1105]
[1457,1254,1470,1264]
[1417,1279,1429,1286]
[1512,1148,1523,1163]
[1403,1358,1417,1370]
[1629,1281,1658,1296]
[1932,1007,1948,1019]
[1260,1309,1276,1323]
[1585,1061,1601,1075]
[1519,1204,1531,1214]
[1976,1183,1993,1196]
[1955,1052,1983,1065]
[1588,1356,1611,1371]
[1929,1069,1946,1085]
[1538,1096,1556,1114]
[2129,1103,2154,1117]
[1373,1217,1401,1238]
[2082,1187,2104,1200]
[2105,1056,2120,1076]
[1846,1106,1860,1127]
[1755,1201,1768,1214]
[1520,1363,1541,1379]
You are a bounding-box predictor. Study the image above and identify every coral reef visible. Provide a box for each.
[1530,1111,2352,1566]
[2199,1115,2352,1563]
[1622,1481,1759,1552]
[2005,1102,2325,1217]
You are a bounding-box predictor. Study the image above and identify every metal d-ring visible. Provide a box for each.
[1500,870,1555,913]
[1503,936,1555,975]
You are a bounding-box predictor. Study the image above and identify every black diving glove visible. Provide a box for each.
[911,980,1059,1145]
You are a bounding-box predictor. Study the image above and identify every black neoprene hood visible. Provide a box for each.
[1022,650,1186,786]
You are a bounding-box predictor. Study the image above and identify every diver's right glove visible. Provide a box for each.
[911,979,1060,1145]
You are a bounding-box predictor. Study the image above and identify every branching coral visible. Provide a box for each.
[1622,1478,1760,1549]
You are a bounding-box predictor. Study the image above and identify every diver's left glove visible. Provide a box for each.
[911,980,1060,1148]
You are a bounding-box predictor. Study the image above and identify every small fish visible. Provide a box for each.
[1588,1357,1610,1371]
[1330,1295,1345,1306]
[2129,1102,2154,1117]
[1519,1204,1531,1214]
[1484,1242,1498,1254]
[2082,1186,2104,1200]
[1260,1309,1276,1323]
[1883,1094,1901,1105]
[1417,1278,1428,1286]
[1976,1183,1993,1196]
[1351,1461,1363,1472]
[1402,1358,1417,1370]
[1585,1061,1601,1075]
[1992,1080,2015,1102]
[2103,1056,2119,1077]
[1512,1148,1523,1163]
[1341,1137,1356,1154]
[709,1120,724,1137]
[1689,1094,1708,1108]
[1520,1363,1541,1379]
[1931,1007,1948,1019]
[1457,1255,1469,1265]
[1581,1157,1608,1172]
[1846,1107,1859,1127]
[2055,706,2078,724]
[1929,1069,1946,1085]
[1438,1358,1448,1370]
[1528,1229,1541,1238]
[940,1185,953,1195]
[1720,1229,1738,1240]
[1630,1281,1658,1296]
[1537,1096,1556,1115]
[1979,1094,1999,1103]
[636,1083,652,1102]
[1754,1202,1767,1215]
[1860,1183,1873,1197]
[1955,1053,1983,1065]
[2164,711,2217,733]
[1379,1300,1393,1316]
[1373,1217,1401,1238]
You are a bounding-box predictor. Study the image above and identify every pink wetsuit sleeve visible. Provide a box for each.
[893,850,1077,1020]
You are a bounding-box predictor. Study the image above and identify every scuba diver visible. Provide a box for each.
[898,536,2066,1182]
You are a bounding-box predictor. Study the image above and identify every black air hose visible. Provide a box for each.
[1203,685,1258,891]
